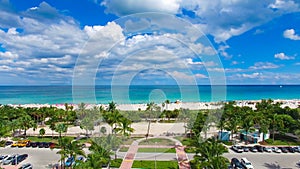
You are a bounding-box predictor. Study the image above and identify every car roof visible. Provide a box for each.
[241,157,250,162]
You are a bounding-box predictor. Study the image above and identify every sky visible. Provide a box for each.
[0,0,300,85]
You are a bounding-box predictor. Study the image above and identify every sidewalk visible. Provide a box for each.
[175,145,191,169]
[119,140,139,169]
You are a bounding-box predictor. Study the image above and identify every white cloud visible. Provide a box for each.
[237,72,261,79]
[274,52,295,60]
[0,51,18,59]
[101,0,181,16]
[283,29,300,40]
[186,58,203,65]
[249,62,280,70]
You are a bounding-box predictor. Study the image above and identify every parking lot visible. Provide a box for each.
[224,149,300,169]
[1,146,300,168]
[0,147,60,168]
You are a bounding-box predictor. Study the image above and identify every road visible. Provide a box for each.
[1,147,300,168]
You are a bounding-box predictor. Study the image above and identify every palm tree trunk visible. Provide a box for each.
[146,120,151,140]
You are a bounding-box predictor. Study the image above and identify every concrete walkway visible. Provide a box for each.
[119,140,139,169]
[119,136,191,169]
[175,145,191,169]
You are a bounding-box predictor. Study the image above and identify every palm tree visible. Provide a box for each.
[55,123,67,139]
[85,139,113,168]
[191,137,228,169]
[115,117,134,138]
[145,102,155,140]
[165,99,170,110]
[105,110,122,134]
[39,128,46,138]
[240,107,254,144]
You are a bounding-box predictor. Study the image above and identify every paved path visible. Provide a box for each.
[119,140,139,169]
[175,145,191,169]
[119,136,191,169]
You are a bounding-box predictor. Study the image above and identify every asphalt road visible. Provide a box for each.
[1,147,300,168]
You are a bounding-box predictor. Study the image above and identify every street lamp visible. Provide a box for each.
[155,142,157,169]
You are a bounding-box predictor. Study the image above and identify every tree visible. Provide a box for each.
[165,100,170,110]
[39,128,46,138]
[115,117,134,138]
[191,138,228,169]
[17,112,34,137]
[240,107,255,144]
[145,102,159,140]
[55,123,67,139]
[56,137,85,169]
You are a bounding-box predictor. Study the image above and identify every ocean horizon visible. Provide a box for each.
[0,85,299,105]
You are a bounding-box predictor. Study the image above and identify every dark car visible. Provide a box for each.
[11,154,28,165]
[19,163,33,169]
[44,142,50,148]
[242,146,249,152]
[0,155,8,160]
[5,141,13,146]
[38,142,45,148]
[254,145,264,152]
[31,142,37,148]
[231,158,243,169]
[250,146,258,152]
[280,147,288,153]
[287,147,295,153]
[26,142,32,148]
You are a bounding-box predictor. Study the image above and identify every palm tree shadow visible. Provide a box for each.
[264,163,281,169]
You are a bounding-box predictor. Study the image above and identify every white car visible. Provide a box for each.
[272,147,282,153]
[19,163,33,169]
[264,147,272,153]
[241,157,254,169]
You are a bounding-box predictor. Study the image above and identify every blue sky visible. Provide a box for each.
[0,0,300,85]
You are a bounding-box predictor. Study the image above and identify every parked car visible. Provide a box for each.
[43,142,50,148]
[240,158,254,169]
[38,142,45,148]
[2,154,18,165]
[272,147,282,153]
[0,155,8,161]
[242,146,249,152]
[31,142,37,148]
[49,142,58,149]
[263,147,272,153]
[250,146,258,152]
[280,147,288,153]
[65,157,75,167]
[5,141,13,146]
[19,163,33,169]
[11,154,28,165]
[231,145,243,153]
[11,140,30,148]
[231,158,243,169]
[254,145,264,152]
[293,146,300,152]
[287,147,295,153]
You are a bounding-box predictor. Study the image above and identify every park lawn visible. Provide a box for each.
[119,147,129,152]
[132,160,178,169]
[119,147,176,153]
[139,138,174,146]
[138,148,176,153]
[110,159,123,168]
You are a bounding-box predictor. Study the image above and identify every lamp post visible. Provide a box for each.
[155,142,157,169]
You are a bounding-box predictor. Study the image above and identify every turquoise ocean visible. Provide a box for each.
[0,85,299,105]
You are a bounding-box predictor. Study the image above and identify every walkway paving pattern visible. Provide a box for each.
[119,136,191,169]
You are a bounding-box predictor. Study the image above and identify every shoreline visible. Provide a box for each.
[4,99,300,111]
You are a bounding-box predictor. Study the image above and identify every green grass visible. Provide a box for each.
[132,160,178,169]
[184,147,196,153]
[110,159,123,168]
[137,148,176,153]
[119,147,129,152]
[139,138,175,146]
[119,147,176,153]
